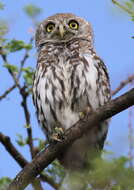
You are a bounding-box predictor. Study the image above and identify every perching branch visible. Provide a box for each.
[112,75,134,96]
[7,88,134,190]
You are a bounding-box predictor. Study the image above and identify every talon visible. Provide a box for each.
[79,107,91,119]
[50,127,64,142]
[79,111,85,119]
[55,127,64,134]
[50,133,62,142]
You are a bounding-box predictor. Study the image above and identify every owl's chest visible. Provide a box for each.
[43,51,99,109]
[35,49,100,129]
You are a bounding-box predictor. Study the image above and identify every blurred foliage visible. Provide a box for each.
[24,4,42,18]
[3,63,18,73]
[0,177,12,190]
[112,0,134,20]
[4,39,32,53]
[125,0,134,11]
[112,0,134,38]
[56,155,134,190]
[0,2,4,10]
[0,3,8,45]
[0,20,8,45]
[88,156,134,189]
[45,160,65,184]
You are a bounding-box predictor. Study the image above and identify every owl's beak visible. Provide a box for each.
[59,25,65,39]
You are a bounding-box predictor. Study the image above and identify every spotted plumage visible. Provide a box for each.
[33,13,111,171]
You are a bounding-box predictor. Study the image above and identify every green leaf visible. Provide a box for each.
[24,4,42,18]
[24,124,31,128]
[0,177,12,190]
[38,138,46,150]
[4,39,32,52]
[0,20,8,37]
[125,1,133,9]
[0,2,4,10]
[22,67,34,87]
[16,134,27,147]
[3,63,18,73]
[131,15,134,20]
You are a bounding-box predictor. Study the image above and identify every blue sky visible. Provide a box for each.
[0,0,134,189]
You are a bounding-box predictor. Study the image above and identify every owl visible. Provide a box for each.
[33,13,110,173]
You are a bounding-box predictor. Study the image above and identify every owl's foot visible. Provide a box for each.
[79,112,85,119]
[50,127,64,142]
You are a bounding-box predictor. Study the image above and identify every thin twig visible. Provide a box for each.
[17,37,34,79]
[17,37,35,159]
[20,86,34,158]
[1,53,21,90]
[7,88,134,190]
[112,75,134,96]
[0,84,16,101]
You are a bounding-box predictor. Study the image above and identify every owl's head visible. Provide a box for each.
[35,13,93,48]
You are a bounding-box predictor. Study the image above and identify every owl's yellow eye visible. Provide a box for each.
[69,20,79,30]
[46,23,55,33]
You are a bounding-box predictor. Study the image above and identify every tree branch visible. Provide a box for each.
[0,133,44,190]
[112,75,134,96]
[1,53,21,90]
[40,173,59,190]
[20,86,34,158]
[7,88,134,190]
[0,84,16,101]
[0,132,28,168]
[17,37,34,79]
